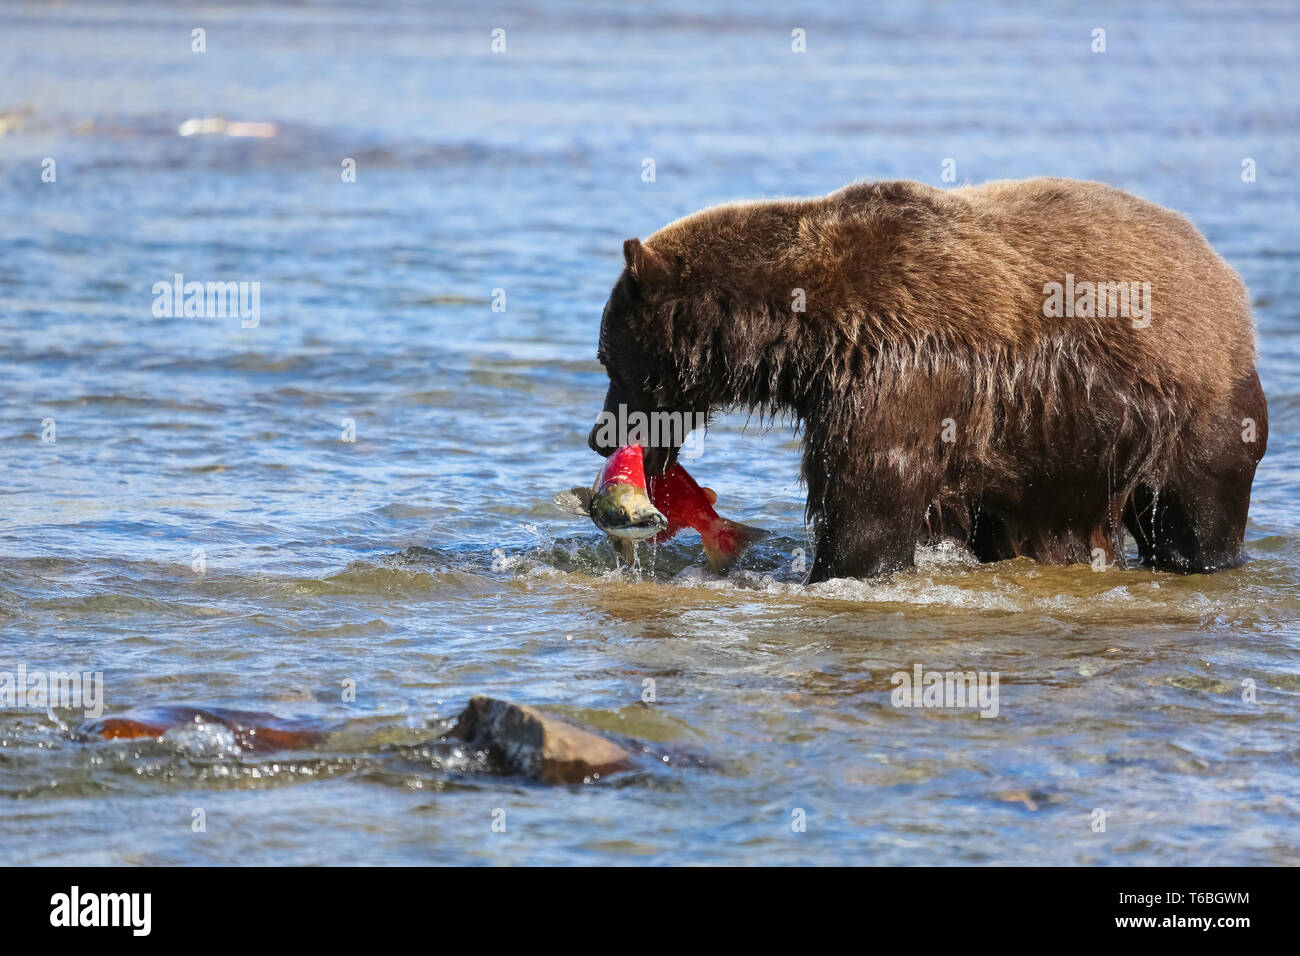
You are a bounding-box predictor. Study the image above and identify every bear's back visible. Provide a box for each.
[645,177,1255,406]
[814,177,1255,402]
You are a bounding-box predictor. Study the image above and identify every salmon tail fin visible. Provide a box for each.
[703,519,770,572]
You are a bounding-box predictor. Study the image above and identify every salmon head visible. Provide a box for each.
[553,444,668,553]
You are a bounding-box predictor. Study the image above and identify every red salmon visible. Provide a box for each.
[76,705,332,752]
[648,463,768,571]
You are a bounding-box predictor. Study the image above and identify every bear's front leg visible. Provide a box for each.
[805,461,935,583]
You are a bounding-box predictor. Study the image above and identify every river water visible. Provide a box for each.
[1,0,1297,864]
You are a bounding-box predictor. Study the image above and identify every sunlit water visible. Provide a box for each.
[1,0,1297,865]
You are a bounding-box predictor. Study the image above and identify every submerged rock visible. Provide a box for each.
[449,696,634,784]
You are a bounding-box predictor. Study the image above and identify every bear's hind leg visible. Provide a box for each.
[1124,370,1266,573]
[1124,481,1248,572]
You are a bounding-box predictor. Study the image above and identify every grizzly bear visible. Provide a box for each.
[587,178,1267,582]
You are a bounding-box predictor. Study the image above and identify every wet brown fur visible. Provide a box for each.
[589,177,1267,581]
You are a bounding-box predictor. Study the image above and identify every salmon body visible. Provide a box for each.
[593,442,649,493]
[76,705,331,752]
[647,463,768,571]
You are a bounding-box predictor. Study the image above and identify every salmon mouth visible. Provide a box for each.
[602,509,668,540]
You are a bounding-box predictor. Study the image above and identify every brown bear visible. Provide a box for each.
[587,178,1267,582]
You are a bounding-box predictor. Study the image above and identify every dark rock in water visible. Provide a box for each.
[448,696,635,784]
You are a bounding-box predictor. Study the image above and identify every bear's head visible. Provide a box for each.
[588,238,713,476]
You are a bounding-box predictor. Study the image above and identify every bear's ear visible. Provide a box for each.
[623,238,675,286]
